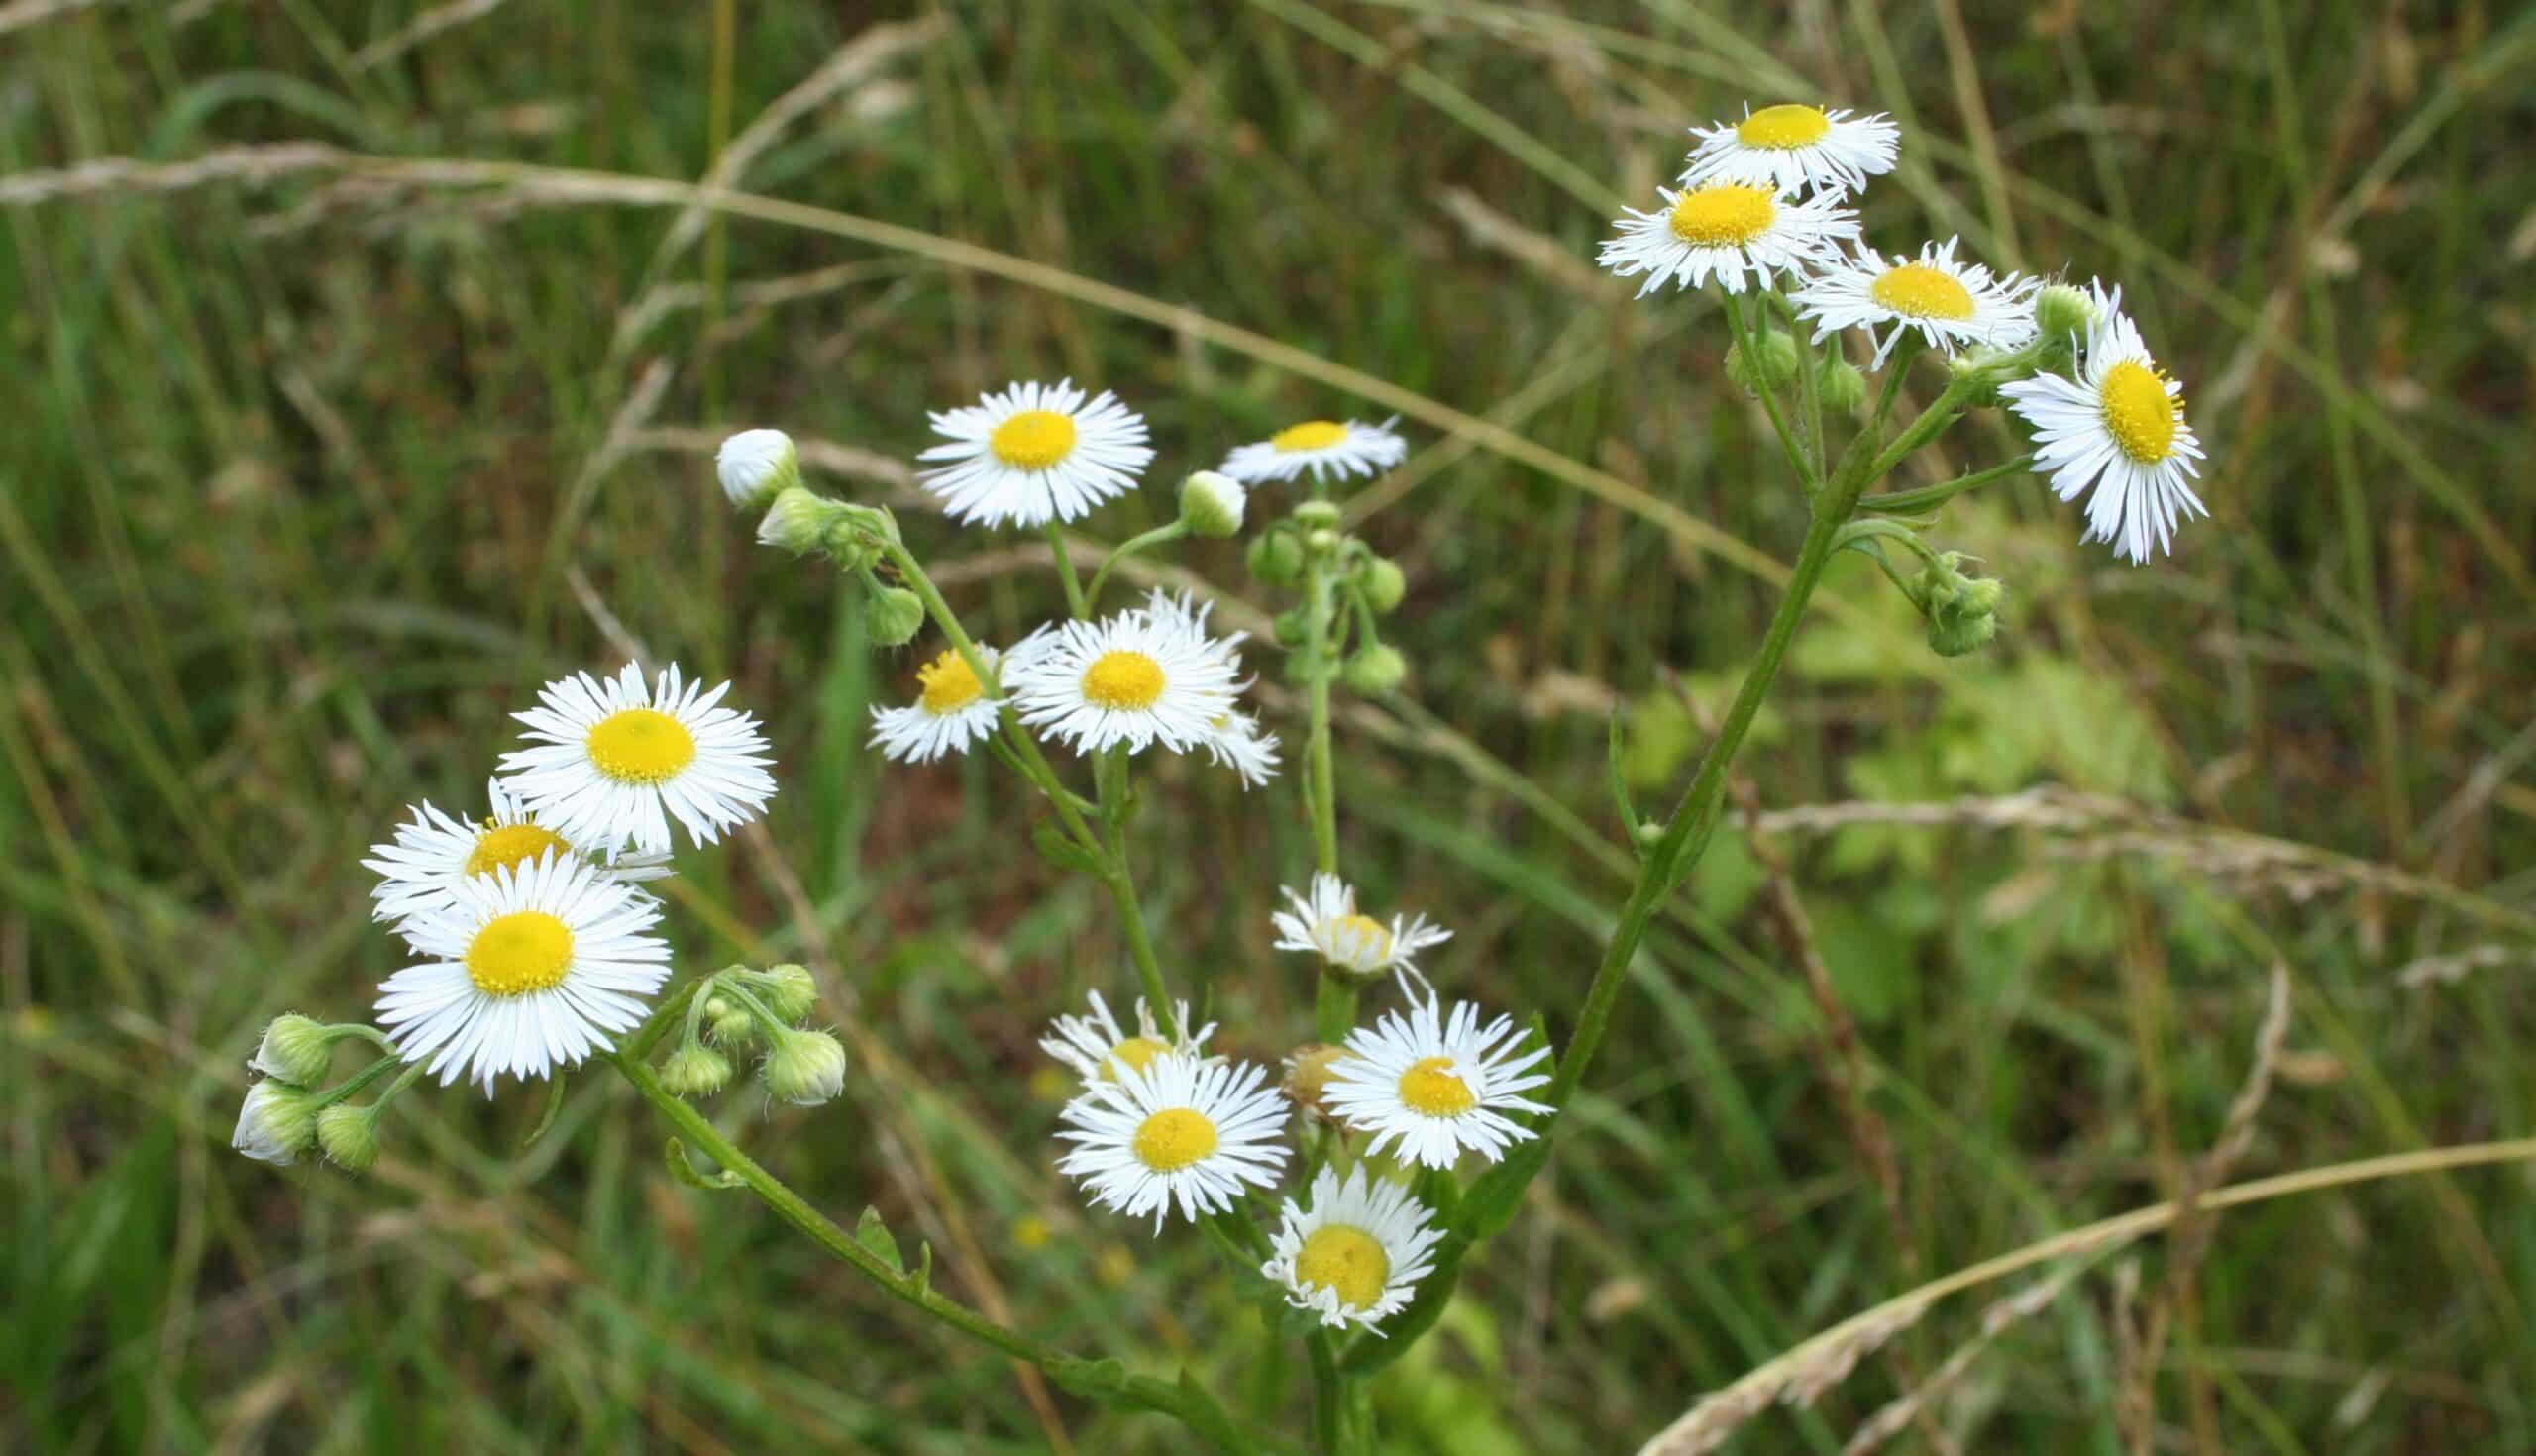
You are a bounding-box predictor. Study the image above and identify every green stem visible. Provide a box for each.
[1085,521,1189,610]
[1862,454,2035,513]
[1784,293,1826,478]
[1304,556,1340,876]
[1100,789,1184,1038]
[612,1053,1280,1454]
[1313,972,1358,1047]
[310,1054,406,1111]
[1308,1333,1345,1453]
[1721,292,1820,494]
[1046,522,1088,617]
[1858,380,1975,485]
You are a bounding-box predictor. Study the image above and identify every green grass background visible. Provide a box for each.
[5,1,2534,1451]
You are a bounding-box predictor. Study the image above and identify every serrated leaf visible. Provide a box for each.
[855,1205,904,1273]
[664,1137,742,1191]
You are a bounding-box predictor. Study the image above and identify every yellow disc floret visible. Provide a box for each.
[463,821,572,879]
[585,708,697,785]
[916,650,986,716]
[989,409,1079,470]
[1397,1055,1478,1117]
[1868,263,1976,321]
[1103,1035,1170,1079]
[1272,421,1350,453]
[1329,913,1394,966]
[1131,1107,1219,1172]
[1667,184,1778,248]
[2097,360,2183,463]
[1737,104,1833,150]
[1081,649,1167,711]
[1295,1224,1392,1311]
[465,910,576,997]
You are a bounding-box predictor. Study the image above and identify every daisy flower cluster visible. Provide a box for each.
[1598,99,2211,570]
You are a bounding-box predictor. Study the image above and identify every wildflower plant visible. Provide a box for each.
[233,93,2213,1452]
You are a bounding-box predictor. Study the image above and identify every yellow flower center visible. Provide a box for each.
[916,650,986,716]
[464,910,576,997]
[1131,1107,1218,1172]
[1103,1035,1171,1079]
[585,708,696,785]
[988,409,1079,470]
[2097,360,2183,463]
[462,821,572,879]
[1737,103,1833,150]
[1329,913,1393,965]
[1272,420,1349,453]
[1295,1224,1392,1311]
[1667,183,1778,248]
[1081,649,1167,711]
[1868,262,1976,321]
[1397,1055,1477,1117]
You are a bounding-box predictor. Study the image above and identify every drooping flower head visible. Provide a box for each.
[1218,417,1408,486]
[1323,997,1551,1169]
[918,379,1154,527]
[1040,989,1215,1084]
[1681,104,1900,198]
[498,663,776,858]
[1055,1053,1291,1227]
[374,853,673,1092]
[1261,1165,1445,1332]
[1271,873,1451,984]
[2001,282,2207,564]
[1792,237,2037,367]
[1598,181,1857,298]
[364,777,669,925]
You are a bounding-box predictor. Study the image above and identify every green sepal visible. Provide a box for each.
[664,1137,743,1191]
[855,1205,904,1273]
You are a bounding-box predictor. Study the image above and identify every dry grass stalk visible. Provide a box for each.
[1438,185,1605,296]
[1839,1264,2081,1455]
[0,144,350,206]
[347,0,512,71]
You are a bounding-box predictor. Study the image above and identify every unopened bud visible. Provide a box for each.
[232,1081,319,1166]
[1247,530,1305,588]
[1342,644,1407,696]
[1821,360,1867,416]
[1292,500,1341,530]
[757,486,896,569]
[755,964,818,1024]
[706,994,758,1049]
[1305,527,1341,556]
[316,1104,379,1173]
[2032,284,2095,341]
[717,428,799,509]
[866,585,926,647]
[662,1042,734,1097]
[1725,331,1802,395]
[1178,470,1245,539]
[249,1013,336,1087]
[1352,557,1406,614]
[1916,553,2007,658]
[1282,1043,1351,1121]
[762,1028,849,1107]
[1273,608,1311,650]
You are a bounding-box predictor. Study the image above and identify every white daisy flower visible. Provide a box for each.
[1260,1165,1445,1333]
[1272,873,1450,982]
[714,428,797,507]
[1681,104,1901,198]
[1217,416,1408,486]
[1792,238,2038,367]
[374,853,672,1092]
[917,379,1154,528]
[1055,1052,1291,1228]
[1006,593,1252,761]
[1324,998,1551,1169]
[363,777,670,925]
[2001,284,2208,564]
[1039,989,1216,1083]
[498,663,776,858]
[1199,708,1283,788]
[1597,181,1858,298]
[869,645,1004,763]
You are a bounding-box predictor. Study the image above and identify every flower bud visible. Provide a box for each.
[1291,499,1341,530]
[1281,1043,1350,1121]
[866,585,927,648]
[1342,644,1407,696]
[754,964,818,1024]
[1247,530,1304,588]
[1352,557,1406,614]
[249,1013,336,1087]
[706,994,758,1049]
[662,1042,734,1097]
[1821,360,1868,416]
[1916,553,2007,658]
[717,428,800,509]
[1305,527,1341,557]
[2032,284,2095,341]
[1178,470,1246,539]
[232,1080,319,1166]
[1725,331,1801,395]
[762,1028,849,1107]
[1273,608,1311,650]
[758,487,896,570]
[316,1104,379,1173]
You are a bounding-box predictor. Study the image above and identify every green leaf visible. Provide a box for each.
[519,1070,570,1149]
[854,1205,904,1273]
[663,1137,742,1191]
[1030,817,1105,876]
[1605,710,1641,849]
[1047,1355,1130,1403]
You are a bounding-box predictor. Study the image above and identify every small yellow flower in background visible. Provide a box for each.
[1791,237,2038,367]
[918,379,1154,527]
[364,777,669,924]
[1055,1053,1290,1228]
[499,663,776,858]
[1261,1166,1444,1333]
[1040,989,1215,1085]
[1324,998,1551,1169]
[1217,416,1408,486]
[374,854,672,1092]
[1681,104,1901,198]
[2001,282,2208,564]
[1598,181,1858,298]
[1271,873,1451,982]
[1012,1212,1055,1252]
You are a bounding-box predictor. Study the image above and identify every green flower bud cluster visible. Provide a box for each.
[668,965,845,1107]
[1913,552,2008,658]
[1725,331,1801,396]
[234,1013,409,1174]
[1248,495,1413,693]
[757,485,902,576]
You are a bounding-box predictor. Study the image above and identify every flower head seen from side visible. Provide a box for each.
[1792,238,2037,367]
[374,853,672,1092]
[363,777,669,925]
[1007,592,1253,761]
[1200,709,1283,788]
[1272,873,1450,982]
[1598,181,1857,298]
[1055,1053,1291,1227]
[1324,998,1550,1169]
[2001,285,2208,564]
[1681,104,1901,198]
[1261,1166,1445,1333]
[499,663,776,858]
[869,645,1004,763]
[714,427,797,508]
[1040,989,1216,1084]
[1218,416,1408,486]
[918,379,1153,528]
